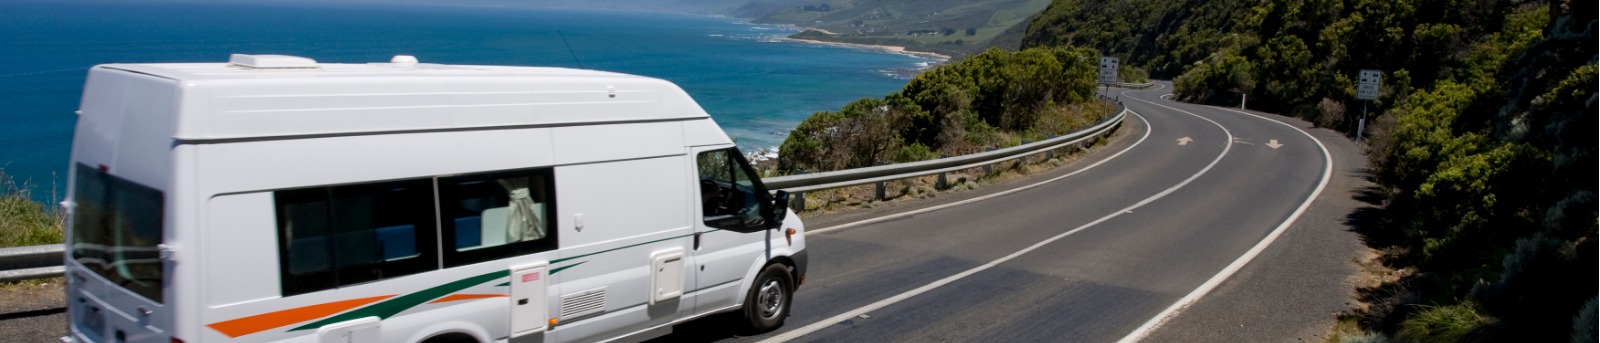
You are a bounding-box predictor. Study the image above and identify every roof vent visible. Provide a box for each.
[390,55,419,64]
[228,54,319,69]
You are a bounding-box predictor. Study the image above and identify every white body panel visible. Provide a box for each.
[62,56,808,343]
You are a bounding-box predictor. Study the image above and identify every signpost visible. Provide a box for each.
[1099,56,1119,96]
[1356,69,1381,142]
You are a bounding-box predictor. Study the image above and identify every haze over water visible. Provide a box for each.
[0,0,931,199]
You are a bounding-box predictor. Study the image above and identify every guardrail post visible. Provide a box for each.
[874,181,886,201]
[936,172,947,190]
[790,191,806,212]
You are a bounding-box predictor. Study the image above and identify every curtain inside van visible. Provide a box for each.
[499,178,545,242]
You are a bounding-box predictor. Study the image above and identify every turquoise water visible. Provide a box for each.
[0,0,929,199]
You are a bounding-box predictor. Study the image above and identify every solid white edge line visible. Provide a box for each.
[761,85,1248,343]
[806,109,1151,235]
[1114,105,1336,343]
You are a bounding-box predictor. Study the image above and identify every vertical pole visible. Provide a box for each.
[1241,93,1247,109]
[1357,101,1369,143]
[874,181,886,201]
[936,172,948,190]
[791,191,805,212]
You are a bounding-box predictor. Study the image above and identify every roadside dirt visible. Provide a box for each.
[0,277,67,341]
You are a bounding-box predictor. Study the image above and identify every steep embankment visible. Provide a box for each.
[1022,0,1597,341]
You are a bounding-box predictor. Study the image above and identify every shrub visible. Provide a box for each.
[1398,302,1493,343]
[1338,331,1392,343]
[0,169,64,247]
[1573,297,1597,343]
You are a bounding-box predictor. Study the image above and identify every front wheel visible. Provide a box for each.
[742,263,794,333]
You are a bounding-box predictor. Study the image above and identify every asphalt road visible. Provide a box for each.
[1,83,1364,342]
[651,83,1361,343]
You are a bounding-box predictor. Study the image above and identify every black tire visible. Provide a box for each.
[421,332,479,343]
[741,263,794,333]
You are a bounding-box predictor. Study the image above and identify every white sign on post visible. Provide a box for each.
[1098,57,1119,85]
[1357,69,1381,100]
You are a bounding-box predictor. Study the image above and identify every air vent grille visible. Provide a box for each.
[560,288,606,319]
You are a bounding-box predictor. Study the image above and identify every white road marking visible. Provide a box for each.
[761,84,1243,343]
[1114,105,1334,343]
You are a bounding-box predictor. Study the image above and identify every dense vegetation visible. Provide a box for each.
[1024,0,1596,341]
[0,169,63,248]
[777,46,1111,173]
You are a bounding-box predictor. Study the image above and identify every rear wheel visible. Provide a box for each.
[741,263,794,333]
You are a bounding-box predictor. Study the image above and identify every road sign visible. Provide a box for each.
[1098,57,1119,84]
[1357,69,1381,100]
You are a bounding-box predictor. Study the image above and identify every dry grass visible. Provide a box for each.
[0,168,64,248]
[1328,247,1417,342]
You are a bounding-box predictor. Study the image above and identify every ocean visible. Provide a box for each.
[0,0,931,200]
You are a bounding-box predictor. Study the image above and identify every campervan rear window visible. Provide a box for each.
[69,163,166,303]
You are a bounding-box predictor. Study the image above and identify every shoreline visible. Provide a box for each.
[773,36,952,61]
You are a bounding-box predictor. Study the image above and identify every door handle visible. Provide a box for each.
[518,298,529,305]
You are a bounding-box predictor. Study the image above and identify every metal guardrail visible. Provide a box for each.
[0,244,65,283]
[0,97,1132,283]
[1118,81,1157,89]
[768,97,1129,210]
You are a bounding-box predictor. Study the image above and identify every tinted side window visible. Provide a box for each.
[438,168,557,267]
[697,149,768,228]
[275,179,437,296]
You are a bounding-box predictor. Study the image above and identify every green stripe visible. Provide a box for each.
[550,261,586,275]
[291,270,508,331]
[291,229,723,332]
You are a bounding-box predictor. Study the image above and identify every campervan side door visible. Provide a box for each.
[687,146,771,315]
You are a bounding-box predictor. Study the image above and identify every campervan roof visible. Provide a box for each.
[85,54,713,142]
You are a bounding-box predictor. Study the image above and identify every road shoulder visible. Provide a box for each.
[1139,110,1370,342]
[0,278,67,341]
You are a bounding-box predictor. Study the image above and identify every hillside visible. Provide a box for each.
[743,0,1053,56]
[441,0,1049,57]
[1022,0,1597,341]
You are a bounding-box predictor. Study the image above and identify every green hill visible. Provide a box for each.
[742,0,1054,56]
[1021,0,1597,341]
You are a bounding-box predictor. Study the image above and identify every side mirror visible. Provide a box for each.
[767,190,790,228]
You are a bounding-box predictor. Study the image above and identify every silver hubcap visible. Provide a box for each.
[757,279,784,319]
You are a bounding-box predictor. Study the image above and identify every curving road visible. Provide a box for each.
[651,83,1363,343]
[1,83,1366,342]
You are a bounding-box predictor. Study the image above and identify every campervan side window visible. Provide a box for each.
[438,168,557,267]
[697,149,766,228]
[274,179,438,296]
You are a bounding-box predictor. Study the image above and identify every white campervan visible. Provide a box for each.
[61,54,807,343]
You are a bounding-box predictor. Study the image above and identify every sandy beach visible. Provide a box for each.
[776,36,952,61]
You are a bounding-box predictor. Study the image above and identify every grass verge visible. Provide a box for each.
[0,168,64,248]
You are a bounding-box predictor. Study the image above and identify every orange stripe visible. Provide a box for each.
[207,295,395,338]
[429,293,509,304]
